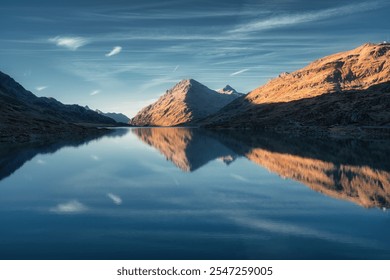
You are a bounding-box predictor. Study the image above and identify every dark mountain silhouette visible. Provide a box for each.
[0,70,116,142]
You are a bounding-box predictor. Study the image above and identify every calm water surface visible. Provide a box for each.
[0,127,389,259]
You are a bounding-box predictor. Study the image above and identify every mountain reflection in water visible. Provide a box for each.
[0,128,129,181]
[132,127,238,172]
[1,127,390,260]
[133,128,390,209]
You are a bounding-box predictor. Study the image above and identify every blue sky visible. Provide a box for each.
[1,0,389,117]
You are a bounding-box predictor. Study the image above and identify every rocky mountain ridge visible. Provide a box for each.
[0,71,115,142]
[130,79,242,126]
[202,43,390,133]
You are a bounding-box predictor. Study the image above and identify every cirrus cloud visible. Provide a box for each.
[105,46,122,57]
[107,193,122,205]
[90,90,100,96]
[35,86,48,91]
[49,36,89,50]
[230,68,249,76]
[229,1,383,33]
[50,200,88,214]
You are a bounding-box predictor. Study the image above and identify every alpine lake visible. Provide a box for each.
[0,127,389,260]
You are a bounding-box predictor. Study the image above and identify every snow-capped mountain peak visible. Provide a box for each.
[217,85,243,96]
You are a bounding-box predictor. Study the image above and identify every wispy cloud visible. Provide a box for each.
[49,36,89,50]
[73,5,268,22]
[230,2,382,33]
[230,173,250,182]
[138,76,180,93]
[230,68,249,76]
[90,90,100,96]
[107,193,122,205]
[232,216,378,247]
[105,46,122,57]
[50,200,88,214]
[35,86,47,91]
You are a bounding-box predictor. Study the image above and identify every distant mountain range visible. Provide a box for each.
[132,43,390,135]
[98,112,130,124]
[85,106,130,124]
[0,71,117,142]
[130,79,243,126]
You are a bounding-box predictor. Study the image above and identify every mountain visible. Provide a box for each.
[97,111,130,124]
[217,85,244,95]
[87,107,130,124]
[203,43,390,134]
[130,79,242,126]
[100,112,129,124]
[0,71,115,142]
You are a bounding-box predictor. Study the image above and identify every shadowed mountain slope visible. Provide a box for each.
[202,43,390,132]
[0,71,116,142]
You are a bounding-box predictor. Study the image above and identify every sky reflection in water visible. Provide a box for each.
[0,128,389,259]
